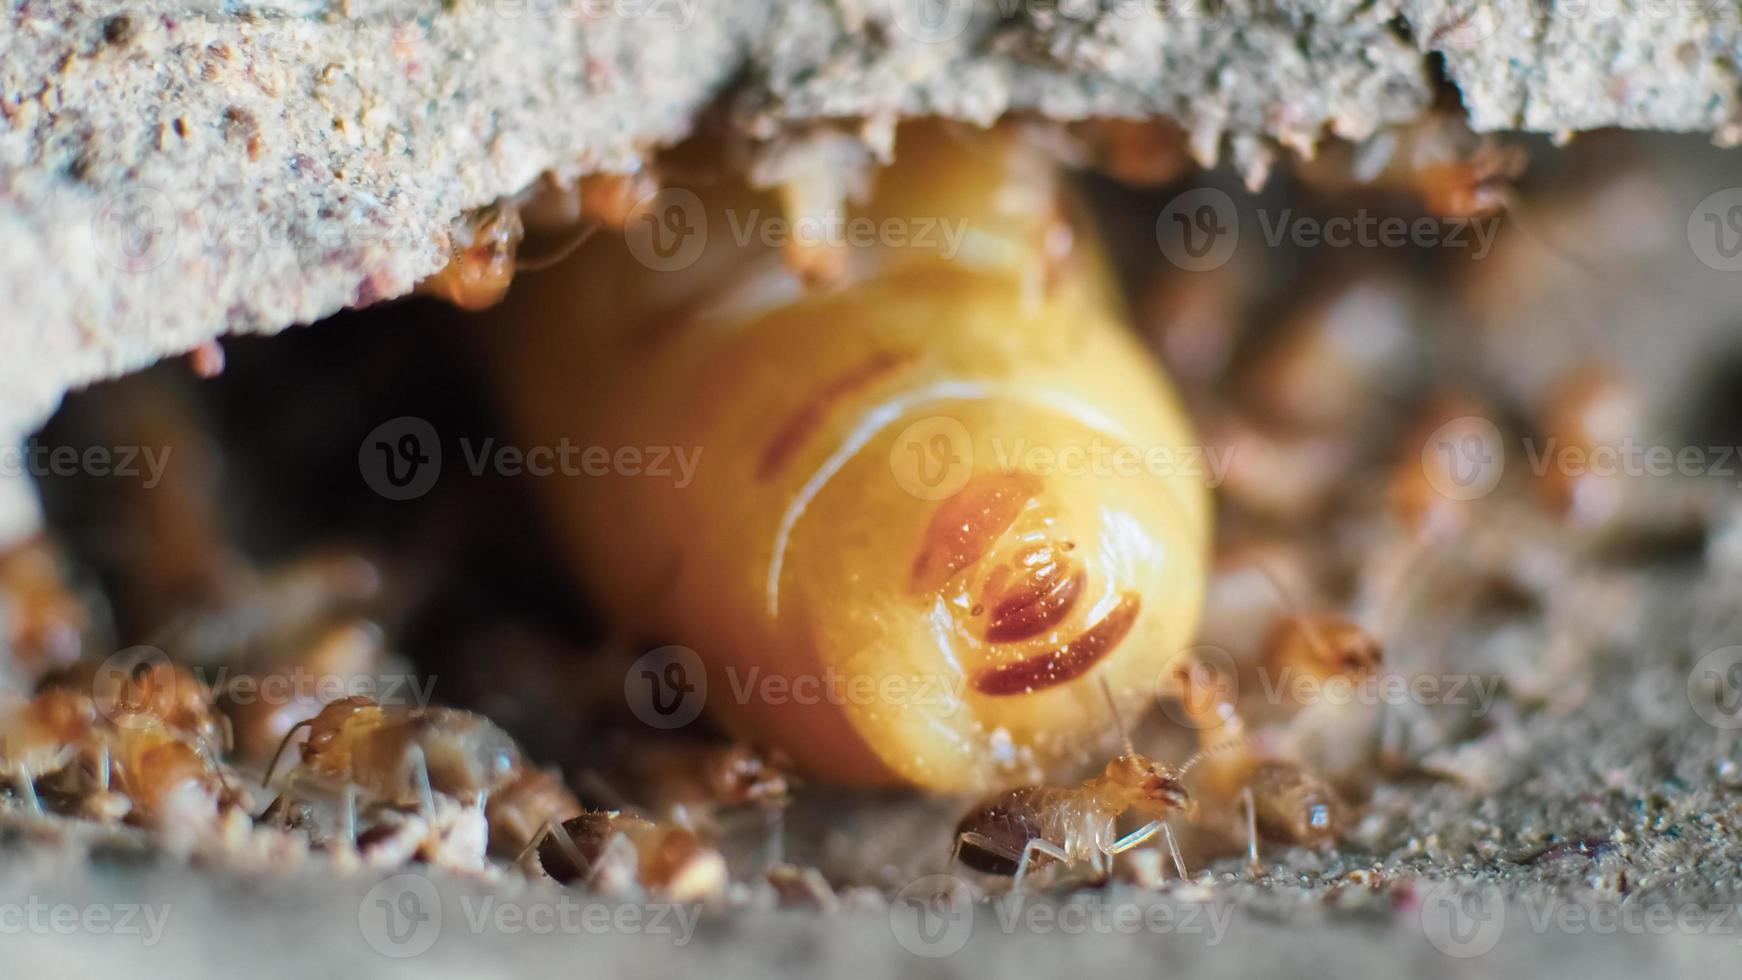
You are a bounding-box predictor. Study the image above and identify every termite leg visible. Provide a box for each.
[515,817,590,882]
[1011,838,1072,894]
[11,768,40,815]
[762,802,786,868]
[1242,786,1263,875]
[1106,819,1163,856]
[340,783,359,849]
[949,831,1015,877]
[408,744,435,819]
[1161,822,1189,881]
[93,744,111,792]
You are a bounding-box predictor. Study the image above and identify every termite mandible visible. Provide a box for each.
[489,123,1212,791]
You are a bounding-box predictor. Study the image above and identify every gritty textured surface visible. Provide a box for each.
[3,1,1742,459]
[5,556,1742,977]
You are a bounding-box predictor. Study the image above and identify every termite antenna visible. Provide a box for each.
[515,222,601,274]
[262,719,315,789]
[1097,674,1138,759]
[1178,734,1253,777]
[1254,560,1343,665]
[1489,186,1606,280]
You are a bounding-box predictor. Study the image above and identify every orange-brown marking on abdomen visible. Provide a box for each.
[984,552,1084,642]
[757,350,915,480]
[909,472,1045,594]
[972,592,1142,696]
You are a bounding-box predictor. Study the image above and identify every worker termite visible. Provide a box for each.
[101,711,239,846]
[484,764,583,859]
[37,655,228,760]
[417,204,525,312]
[1296,105,1528,218]
[419,172,652,312]
[0,688,103,813]
[264,696,521,846]
[1162,648,1349,870]
[1533,365,1721,545]
[0,536,91,685]
[597,737,793,832]
[948,682,1198,892]
[489,121,1212,791]
[217,618,393,766]
[527,809,728,903]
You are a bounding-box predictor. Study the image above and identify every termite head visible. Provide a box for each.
[708,744,793,807]
[419,204,525,311]
[407,708,522,797]
[1267,613,1382,682]
[301,695,378,757]
[1101,752,1196,821]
